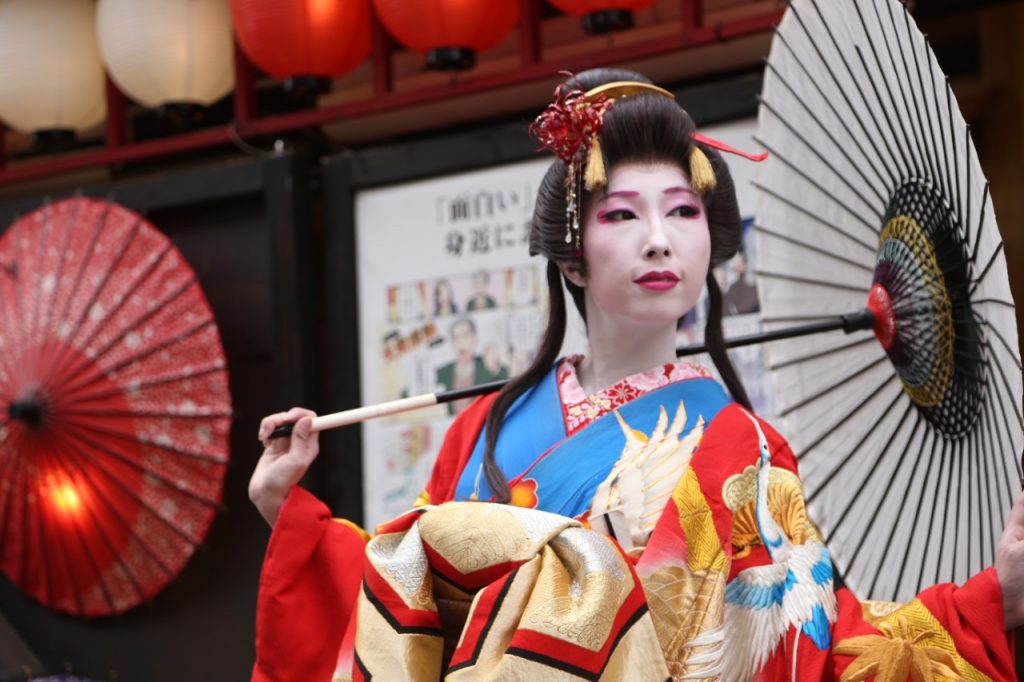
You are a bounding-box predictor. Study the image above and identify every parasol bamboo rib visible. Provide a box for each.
[833,395,917,555]
[768,335,875,372]
[44,203,113,377]
[752,181,877,253]
[46,435,148,612]
[45,219,142,381]
[43,237,173,389]
[56,281,207,397]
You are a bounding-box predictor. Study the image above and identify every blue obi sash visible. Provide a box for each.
[453,364,732,519]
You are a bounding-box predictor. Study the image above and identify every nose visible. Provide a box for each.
[643,216,671,259]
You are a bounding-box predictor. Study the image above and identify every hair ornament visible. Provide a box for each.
[530,76,768,249]
[584,137,606,191]
[692,132,769,162]
[530,78,614,248]
[689,146,717,195]
[579,80,676,193]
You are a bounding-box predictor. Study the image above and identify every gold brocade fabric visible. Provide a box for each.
[836,599,989,682]
[343,503,669,681]
[330,399,1007,681]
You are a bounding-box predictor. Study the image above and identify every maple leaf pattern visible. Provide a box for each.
[835,615,965,682]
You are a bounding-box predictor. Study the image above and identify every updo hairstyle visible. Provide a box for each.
[482,68,751,502]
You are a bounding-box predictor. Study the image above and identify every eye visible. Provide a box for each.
[668,204,701,218]
[599,209,637,221]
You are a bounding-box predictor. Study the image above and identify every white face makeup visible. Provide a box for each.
[567,162,711,333]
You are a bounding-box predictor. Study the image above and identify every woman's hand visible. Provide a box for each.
[249,407,319,527]
[995,490,1024,629]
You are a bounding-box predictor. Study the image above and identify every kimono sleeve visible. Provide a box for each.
[252,395,496,681]
[830,570,1014,680]
[252,487,369,682]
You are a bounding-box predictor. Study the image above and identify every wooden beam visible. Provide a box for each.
[369,6,393,97]
[519,0,542,65]
[233,40,258,124]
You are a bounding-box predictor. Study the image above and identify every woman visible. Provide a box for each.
[250,69,1024,681]
[434,278,459,317]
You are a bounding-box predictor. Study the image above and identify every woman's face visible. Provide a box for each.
[573,162,711,329]
[436,280,453,304]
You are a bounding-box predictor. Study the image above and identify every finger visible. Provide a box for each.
[258,408,317,444]
[285,406,317,421]
[258,412,291,441]
[292,415,315,441]
[1004,490,1024,540]
[1005,490,1024,525]
[291,416,320,462]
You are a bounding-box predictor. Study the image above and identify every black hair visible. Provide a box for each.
[482,68,751,503]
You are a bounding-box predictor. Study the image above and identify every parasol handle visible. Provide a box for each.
[267,380,508,440]
[267,309,877,440]
[677,307,877,354]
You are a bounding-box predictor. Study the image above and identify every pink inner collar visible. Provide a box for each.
[556,355,712,435]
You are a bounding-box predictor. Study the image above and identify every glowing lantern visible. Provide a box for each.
[0,0,106,143]
[230,0,372,96]
[373,0,518,71]
[547,0,657,33]
[96,0,235,111]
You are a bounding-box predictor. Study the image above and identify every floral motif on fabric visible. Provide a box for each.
[557,355,712,435]
[509,478,539,509]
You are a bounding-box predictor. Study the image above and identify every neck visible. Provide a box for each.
[576,308,678,395]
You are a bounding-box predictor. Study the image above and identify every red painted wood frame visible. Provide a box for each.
[0,0,780,187]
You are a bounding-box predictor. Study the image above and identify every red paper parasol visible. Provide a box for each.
[0,197,231,616]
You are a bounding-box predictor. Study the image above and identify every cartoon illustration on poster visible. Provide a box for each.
[357,158,563,525]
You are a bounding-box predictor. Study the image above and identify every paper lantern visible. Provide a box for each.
[373,0,518,70]
[231,0,372,95]
[547,0,657,33]
[0,0,106,140]
[96,0,235,109]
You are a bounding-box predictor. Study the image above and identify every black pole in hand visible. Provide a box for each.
[265,309,877,439]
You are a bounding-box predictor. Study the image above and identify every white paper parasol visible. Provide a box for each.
[755,0,1023,601]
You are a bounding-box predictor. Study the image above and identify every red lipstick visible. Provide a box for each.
[634,270,679,291]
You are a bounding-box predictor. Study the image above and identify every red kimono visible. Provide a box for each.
[252,362,1014,681]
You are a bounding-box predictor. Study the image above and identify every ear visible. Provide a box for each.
[557,261,586,288]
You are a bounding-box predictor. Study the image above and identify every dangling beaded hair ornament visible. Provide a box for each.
[529,76,768,250]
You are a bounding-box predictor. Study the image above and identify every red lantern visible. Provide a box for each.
[230,0,372,95]
[547,0,656,34]
[373,0,518,71]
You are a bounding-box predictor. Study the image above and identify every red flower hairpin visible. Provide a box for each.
[529,78,613,164]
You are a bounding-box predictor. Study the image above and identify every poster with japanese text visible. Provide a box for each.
[355,118,766,527]
[356,157,577,526]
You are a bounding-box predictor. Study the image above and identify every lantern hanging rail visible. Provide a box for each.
[267,308,877,440]
[0,8,781,187]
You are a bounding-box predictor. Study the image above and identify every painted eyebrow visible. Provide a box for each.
[664,187,698,196]
[600,187,697,200]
